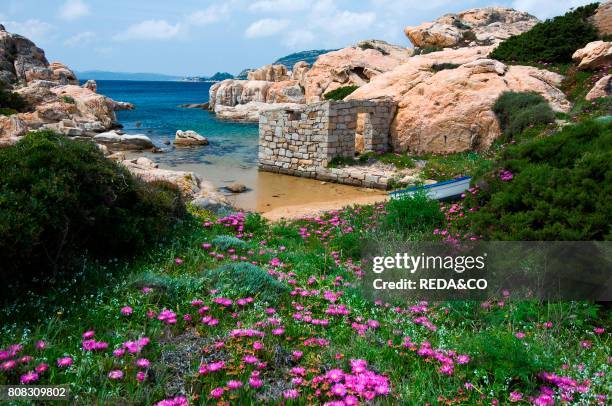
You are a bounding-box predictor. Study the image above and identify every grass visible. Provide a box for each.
[0,202,608,405]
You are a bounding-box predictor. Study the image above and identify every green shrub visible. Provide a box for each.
[466,120,612,240]
[413,46,443,55]
[204,262,289,300]
[0,131,185,286]
[384,191,444,234]
[493,92,555,139]
[461,330,555,389]
[324,85,359,101]
[0,82,27,112]
[243,213,268,234]
[212,235,247,250]
[61,95,75,104]
[490,3,599,64]
[431,63,460,72]
[0,108,17,116]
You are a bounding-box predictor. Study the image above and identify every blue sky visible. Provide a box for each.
[0,0,595,76]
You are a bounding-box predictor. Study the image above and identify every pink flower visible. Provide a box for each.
[515,332,525,339]
[154,396,188,406]
[108,369,124,380]
[113,348,125,357]
[292,350,303,360]
[137,371,147,382]
[456,354,470,364]
[594,327,605,334]
[20,371,39,384]
[35,363,48,373]
[249,377,263,388]
[136,358,150,368]
[82,330,95,339]
[174,258,184,265]
[326,369,344,383]
[331,383,346,396]
[226,380,243,390]
[509,391,522,402]
[121,306,133,315]
[35,340,46,350]
[57,357,73,368]
[500,170,513,182]
[283,389,298,399]
[210,387,224,399]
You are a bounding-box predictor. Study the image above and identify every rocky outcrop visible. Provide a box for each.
[0,25,50,85]
[291,61,310,83]
[112,101,135,111]
[586,74,612,100]
[303,40,413,103]
[214,101,302,122]
[0,115,28,146]
[82,79,97,92]
[209,78,305,121]
[267,80,305,104]
[348,48,570,153]
[247,64,289,82]
[174,130,209,146]
[591,1,612,36]
[209,80,270,110]
[0,26,132,145]
[404,7,538,49]
[572,41,612,70]
[93,130,155,150]
[49,62,78,85]
[121,157,230,207]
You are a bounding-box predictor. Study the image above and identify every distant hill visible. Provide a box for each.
[76,70,181,81]
[208,72,234,81]
[180,72,234,82]
[274,49,336,69]
[235,68,253,80]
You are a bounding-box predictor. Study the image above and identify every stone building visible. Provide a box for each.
[258,99,396,188]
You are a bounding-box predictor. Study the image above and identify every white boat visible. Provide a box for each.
[389,176,472,200]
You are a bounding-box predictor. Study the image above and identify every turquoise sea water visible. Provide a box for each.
[94,80,383,212]
[95,80,259,168]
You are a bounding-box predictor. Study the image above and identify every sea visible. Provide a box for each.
[95,80,384,213]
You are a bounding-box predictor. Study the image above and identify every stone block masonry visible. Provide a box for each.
[258,99,396,189]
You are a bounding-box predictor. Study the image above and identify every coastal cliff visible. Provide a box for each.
[0,25,125,143]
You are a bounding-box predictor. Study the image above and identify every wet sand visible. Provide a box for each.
[130,152,387,218]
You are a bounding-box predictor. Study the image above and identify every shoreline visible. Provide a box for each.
[261,193,388,221]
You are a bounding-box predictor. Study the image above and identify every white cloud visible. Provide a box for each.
[63,31,95,47]
[249,0,310,13]
[282,29,316,49]
[322,10,377,36]
[245,18,289,38]
[113,20,182,41]
[188,4,231,26]
[3,19,54,43]
[511,0,594,19]
[59,0,90,21]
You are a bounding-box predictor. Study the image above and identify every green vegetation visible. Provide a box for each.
[431,62,460,72]
[205,262,289,299]
[490,3,599,64]
[0,131,185,292]
[323,85,359,101]
[420,151,494,181]
[413,45,444,55]
[493,91,556,140]
[61,95,76,104]
[463,119,612,240]
[384,191,444,235]
[0,81,27,113]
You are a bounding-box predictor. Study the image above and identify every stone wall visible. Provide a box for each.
[258,99,396,188]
